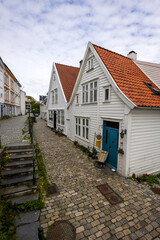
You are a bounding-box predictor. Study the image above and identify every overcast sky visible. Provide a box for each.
[0,0,160,100]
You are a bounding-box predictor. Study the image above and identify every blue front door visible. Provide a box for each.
[102,121,119,170]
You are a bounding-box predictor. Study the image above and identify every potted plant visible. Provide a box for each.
[118,148,124,155]
[91,147,97,159]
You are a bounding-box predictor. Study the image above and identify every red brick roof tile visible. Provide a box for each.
[93,44,160,108]
[55,63,79,102]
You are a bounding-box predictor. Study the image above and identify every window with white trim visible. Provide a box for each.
[76,117,89,140]
[55,89,58,104]
[57,110,65,125]
[4,72,9,86]
[104,87,110,102]
[76,117,81,136]
[52,88,58,104]
[82,84,88,103]
[52,91,54,104]
[49,110,53,121]
[82,80,97,104]
[87,57,93,70]
[11,79,14,90]
[76,95,79,104]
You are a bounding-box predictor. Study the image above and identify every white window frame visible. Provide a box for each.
[52,88,58,104]
[4,72,9,86]
[49,110,53,121]
[82,84,88,103]
[75,94,79,105]
[103,86,111,102]
[82,80,97,104]
[76,117,81,136]
[57,110,64,125]
[87,57,94,71]
[52,91,54,104]
[75,117,89,140]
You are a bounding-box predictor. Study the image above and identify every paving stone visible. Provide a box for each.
[15,210,40,227]
[33,119,160,240]
[16,221,39,240]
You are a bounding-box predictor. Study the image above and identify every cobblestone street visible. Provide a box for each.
[34,119,160,240]
[0,115,27,146]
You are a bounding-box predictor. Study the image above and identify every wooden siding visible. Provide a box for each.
[68,48,127,175]
[128,109,160,176]
[135,60,160,88]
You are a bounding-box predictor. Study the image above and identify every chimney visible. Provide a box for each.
[127,51,137,60]
[79,59,83,68]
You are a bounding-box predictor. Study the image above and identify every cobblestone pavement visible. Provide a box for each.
[0,115,27,146]
[34,119,160,240]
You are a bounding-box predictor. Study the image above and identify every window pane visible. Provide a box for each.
[90,83,93,89]
[94,89,97,102]
[86,84,88,90]
[79,126,81,136]
[83,127,85,138]
[105,88,109,100]
[86,128,88,139]
[90,90,93,102]
[83,119,85,125]
[83,92,84,103]
[83,86,85,91]
[76,118,77,123]
[86,119,88,126]
[76,125,77,135]
[86,92,88,102]
[79,118,80,124]
[94,81,97,88]
[91,58,93,68]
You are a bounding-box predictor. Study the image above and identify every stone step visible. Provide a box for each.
[1,184,38,198]
[6,142,32,150]
[1,166,38,178]
[11,192,39,205]
[7,149,34,154]
[5,159,34,168]
[0,173,38,187]
[8,154,33,161]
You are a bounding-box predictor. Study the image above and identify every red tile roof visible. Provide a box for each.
[55,63,79,102]
[93,44,160,108]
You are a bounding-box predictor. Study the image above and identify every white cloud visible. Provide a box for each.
[0,0,160,100]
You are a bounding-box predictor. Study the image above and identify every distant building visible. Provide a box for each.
[0,57,26,118]
[39,95,46,102]
[0,58,4,118]
[47,63,79,135]
[25,97,32,113]
[40,96,47,120]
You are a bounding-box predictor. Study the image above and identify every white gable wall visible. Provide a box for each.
[127,108,160,176]
[68,48,128,175]
[47,64,67,134]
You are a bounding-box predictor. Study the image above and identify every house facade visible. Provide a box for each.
[40,96,47,120]
[67,42,160,177]
[0,57,25,117]
[0,58,4,118]
[47,63,79,135]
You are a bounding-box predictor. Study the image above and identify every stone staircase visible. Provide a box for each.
[0,142,39,205]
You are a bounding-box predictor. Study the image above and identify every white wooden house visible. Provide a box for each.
[47,63,79,135]
[40,96,47,120]
[67,42,160,177]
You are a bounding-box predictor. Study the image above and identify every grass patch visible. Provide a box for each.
[0,199,17,240]
[35,143,50,195]
[130,173,160,186]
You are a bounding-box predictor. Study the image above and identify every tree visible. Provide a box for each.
[31,100,40,115]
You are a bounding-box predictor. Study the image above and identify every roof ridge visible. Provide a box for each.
[92,42,131,61]
[55,62,79,69]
